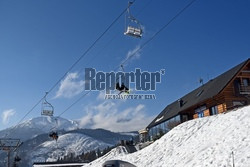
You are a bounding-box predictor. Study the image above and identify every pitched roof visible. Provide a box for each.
[147,59,249,128]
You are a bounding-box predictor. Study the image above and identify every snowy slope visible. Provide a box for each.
[85,106,250,167]
[0,128,135,167]
[0,116,137,167]
[0,116,79,141]
[30,133,112,163]
[86,146,129,167]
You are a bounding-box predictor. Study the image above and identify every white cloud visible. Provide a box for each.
[78,101,154,132]
[141,25,146,34]
[1,109,16,125]
[55,72,85,98]
[122,45,141,66]
[78,112,93,128]
[96,91,106,101]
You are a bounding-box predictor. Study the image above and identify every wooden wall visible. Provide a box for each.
[220,64,250,109]
[204,109,210,117]
[183,61,250,120]
[217,103,227,113]
[193,113,198,119]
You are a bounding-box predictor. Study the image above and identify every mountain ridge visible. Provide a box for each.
[0,116,137,167]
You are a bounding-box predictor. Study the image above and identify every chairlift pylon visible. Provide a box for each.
[124,1,143,38]
[41,92,54,116]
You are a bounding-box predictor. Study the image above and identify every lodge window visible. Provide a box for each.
[233,78,250,95]
[233,79,241,96]
[233,101,246,107]
[195,105,206,118]
[148,115,181,141]
[210,106,218,115]
[197,111,204,118]
[242,78,250,86]
[182,115,188,122]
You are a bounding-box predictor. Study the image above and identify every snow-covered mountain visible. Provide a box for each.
[0,116,137,167]
[22,132,112,166]
[0,116,79,141]
[85,106,250,167]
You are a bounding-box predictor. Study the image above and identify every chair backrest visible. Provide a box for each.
[124,26,142,38]
[41,109,53,116]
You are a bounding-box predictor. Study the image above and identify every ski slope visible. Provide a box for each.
[85,106,250,167]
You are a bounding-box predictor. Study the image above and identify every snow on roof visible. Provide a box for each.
[84,105,250,167]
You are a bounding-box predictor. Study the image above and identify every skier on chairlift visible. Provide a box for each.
[49,131,58,141]
[116,65,130,94]
[116,82,130,94]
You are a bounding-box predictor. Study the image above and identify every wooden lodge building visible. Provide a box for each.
[139,59,250,142]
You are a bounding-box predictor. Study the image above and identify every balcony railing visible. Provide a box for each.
[239,85,250,94]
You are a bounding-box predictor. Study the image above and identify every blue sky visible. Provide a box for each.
[0,0,249,131]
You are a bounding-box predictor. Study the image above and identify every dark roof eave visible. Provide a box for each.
[146,59,249,129]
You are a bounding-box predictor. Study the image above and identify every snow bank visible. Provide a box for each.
[85,106,250,167]
[85,146,129,166]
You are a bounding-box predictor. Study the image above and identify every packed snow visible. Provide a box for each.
[85,106,250,167]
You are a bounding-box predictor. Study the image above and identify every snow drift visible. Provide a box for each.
[85,105,250,167]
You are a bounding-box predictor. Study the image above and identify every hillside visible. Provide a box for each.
[85,106,250,167]
[0,117,136,167]
[0,116,79,141]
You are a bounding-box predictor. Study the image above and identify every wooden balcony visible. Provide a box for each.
[239,85,250,94]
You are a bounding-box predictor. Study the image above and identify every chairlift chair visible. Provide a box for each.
[49,131,59,141]
[49,117,59,141]
[41,93,54,116]
[124,2,143,38]
[14,155,21,162]
[116,65,130,94]
[116,83,130,94]
[124,26,142,38]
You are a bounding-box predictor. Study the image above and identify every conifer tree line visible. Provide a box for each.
[57,146,115,163]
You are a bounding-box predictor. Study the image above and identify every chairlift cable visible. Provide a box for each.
[124,1,142,38]
[47,0,136,95]
[29,0,198,120]
[58,91,91,117]
[121,64,125,72]
[6,95,45,138]
[7,0,137,140]
[78,30,121,74]
[58,0,198,117]
[5,1,136,139]
[41,92,54,116]
[135,0,152,17]
[6,0,197,157]
[7,0,196,141]
[121,0,198,67]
